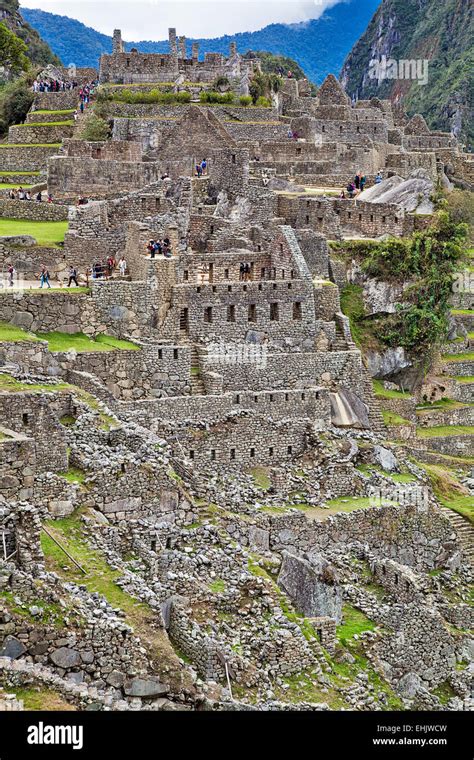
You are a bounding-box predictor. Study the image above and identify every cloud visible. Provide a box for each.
[20,0,342,40]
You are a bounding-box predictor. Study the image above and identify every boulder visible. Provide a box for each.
[50,646,82,669]
[278,551,342,622]
[11,312,34,331]
[374,445,399,472]
[123,676,169,698]
[0,635,26,659]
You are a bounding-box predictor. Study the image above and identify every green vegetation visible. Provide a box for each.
[373,379,412,399]
[0,21,29,76]
[382,410,411,426]
[100,87,191,105]
[58,466,86,484]
[0,321,39,342]
[79,114,111,141]
[337,604,376,642]
[6,686,75,711]
[0,589,65,627]
[250,466,271,490]
[0,76,33,137]
[39,331,140,353]
[361,213,469,361]
[419,463,473,523]
[33,109,75,115]
[0,218,68,246]
[417,425,474,438]
[443,352,474,362]
[14,119,73,127]
[209,578,226,593]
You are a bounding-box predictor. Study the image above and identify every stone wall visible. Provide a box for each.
[0,146,60,172]
[0,431,36,502]
[0,200,69,222]
[8,124,74,145]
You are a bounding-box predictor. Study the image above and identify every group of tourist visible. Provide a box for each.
[340,170,384,198]
[239,262,252,281]
[195,159,207,178]
[33,78,78,93]
[7,188,52,202]
[287,128,300,140]
[92,256,127,279]
[146,238,173,258]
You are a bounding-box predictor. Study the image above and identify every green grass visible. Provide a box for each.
[8,687,76,711]
[0,143,62,148]
[250,466,271,490]
[1,183,35,190]
[0,170,41,176]
[208,578,226,593]
[0,219,68,247]
[373,379,412,399]
[33,109,75,115]
[382,410,411,426]
[418,463,473,523]
[337,604,376,642]
[0,589,66,627]
[443,352,474,361]
[417,425,474,438]
[454,376,474,383]
[451,309,474,316]
[39,331,140,353]
[0,321,40,342]
[389,472,417,483]
[14,121,73,127]
[58,467,86,484]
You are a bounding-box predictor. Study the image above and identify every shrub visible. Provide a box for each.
[256,96,271,107]
[79,114,111,141]
[239,95,252,107]
[0,76,34,137]
[199,90,235,104]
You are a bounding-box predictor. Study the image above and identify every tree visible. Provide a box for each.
[0,23,29,76]
[80,114,111,142]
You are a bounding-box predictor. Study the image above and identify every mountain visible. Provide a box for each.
[340,0,474,147]
[0,0,59,66]
[20,0,381,84]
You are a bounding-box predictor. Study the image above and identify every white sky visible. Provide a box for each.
[20,0,342,40]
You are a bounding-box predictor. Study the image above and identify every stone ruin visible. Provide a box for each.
[0,29,472,713]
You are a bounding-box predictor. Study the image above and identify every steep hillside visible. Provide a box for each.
[340,0,473,146]
[0,0,59,66]
[21,0,381,83]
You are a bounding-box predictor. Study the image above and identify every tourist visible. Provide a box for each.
[67,265,79,287]
[118,257,127,276]
[18,187,25,200]
[346,181,355,198]
[39,267,51,289]
[106,255,115,277]
[8,265,15,287]
[47,194,53,203]
[287,128,293,139]
[360,175,367,192]
[239,262,245,281]
[80,101,84,114]
[195,163,203,178]
[354,173,361,191]
[339,189,346,199]
[36,191,42,202]
[25,191,31,201]
[147,240,156,258]
[73,110,78,122]
[8,189,15,200]
[375,171,383,184]
[201,158,207,175]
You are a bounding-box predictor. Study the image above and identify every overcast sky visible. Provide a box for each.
[20,0,343,40]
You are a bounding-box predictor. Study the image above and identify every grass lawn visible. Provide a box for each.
[14,121,73,127]
[0,322,40,342]
[418,463,473,523]
[250,466,271,490]
[0,143,62,148]
[7,687,75,711]
[33,109,75,115]
[451,309,474,316]
[0,219,68,247]
[337,604,376,642]
[417,425,474,438]
[40,331,140,352]
[0,183,35,190]
[442,352,474,361]
[454,376,474,383]
[373,379,412,399]
[0,170,41,176]
[382,410,411,426]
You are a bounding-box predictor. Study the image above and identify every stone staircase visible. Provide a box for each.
[439,507,474,565]
[189,343,205,395]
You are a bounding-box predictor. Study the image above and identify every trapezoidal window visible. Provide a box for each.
[293,302,302,320]
[248,304,256,322]
[227,305,235,322]
[204,306,213,323]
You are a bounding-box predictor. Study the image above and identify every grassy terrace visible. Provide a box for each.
[0,171,41,176]
[419,463,473,523]
[442,351,474,361]
[0,323,139,352]
[0,143,62,148]
[417,425,474,438]
[13,121,73,128]
[40,331,140,352]
[0,219,68,246]
[33,109,75,115]
[1,184,35,190]
[0,373,118,430]
[373,379,412,399]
